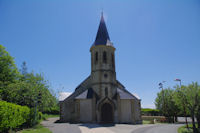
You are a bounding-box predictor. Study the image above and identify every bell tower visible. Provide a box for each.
[90,13,117,98]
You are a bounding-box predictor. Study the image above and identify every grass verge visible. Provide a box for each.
[143,120,153,124]
[178,124,198,133]
[19,114,58,133]
[42,114,59,120]
[19,124,51,133]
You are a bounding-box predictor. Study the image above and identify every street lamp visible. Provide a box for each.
[159,81,165,116]
[174,78,188,129]
[175,79,181,87]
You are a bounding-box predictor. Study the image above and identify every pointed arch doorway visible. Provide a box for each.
[101,103,113,123]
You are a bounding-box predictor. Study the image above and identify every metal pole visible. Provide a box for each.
[159,82,165,116]
[175,79,188,129]
[180,80,188,129]
[162,85,165,117]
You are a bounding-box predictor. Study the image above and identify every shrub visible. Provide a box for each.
[42,107,59,115]
[26,108,42,127]
[38,112,43,120]
[0,101,30,132]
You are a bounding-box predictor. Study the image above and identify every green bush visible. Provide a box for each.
[0,101,30,132]
[42,107,59,115]
[26,108,42,127]
[38,112,43,120]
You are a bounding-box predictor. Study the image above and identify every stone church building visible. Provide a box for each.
[59,14,142,124]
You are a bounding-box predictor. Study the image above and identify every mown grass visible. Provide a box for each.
[178,124,198,133]
[143,120,153,124]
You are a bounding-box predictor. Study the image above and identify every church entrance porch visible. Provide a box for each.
[100,103,113,123]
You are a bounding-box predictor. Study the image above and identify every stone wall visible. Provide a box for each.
[79,99,92,122]
[120,99,132,123]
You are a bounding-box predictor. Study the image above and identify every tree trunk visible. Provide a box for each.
[174,113,178,123]
[197,116,200,130]
[183,105,189,129]
[195,107,200,132]
[191,113,198,133]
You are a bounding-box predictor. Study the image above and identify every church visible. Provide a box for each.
[59,14,142,124]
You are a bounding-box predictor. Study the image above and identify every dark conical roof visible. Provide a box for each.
[94,13,111,46]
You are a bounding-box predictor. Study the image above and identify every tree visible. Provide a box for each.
[185,82,200,133]
[174,85,189,129]
[0,45,19,100]
[0,45,19,83]
[0,45,58,114]
[155,88,179,123]
[20,61,28,80]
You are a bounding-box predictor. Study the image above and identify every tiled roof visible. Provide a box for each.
[117,88,136,99]
[75,88,94,99]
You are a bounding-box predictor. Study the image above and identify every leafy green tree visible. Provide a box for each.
[6,71,58,113]
[0,45,19,100]
[0,45,19,83]
[185,82,200,133]
[0,45,58,114]
[155,88,179,123]
[174,85,190,129]
[20,61,28,80]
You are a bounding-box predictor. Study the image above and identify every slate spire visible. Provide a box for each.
[94,12,111,45]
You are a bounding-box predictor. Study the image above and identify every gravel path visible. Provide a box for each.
[42,117,183,133]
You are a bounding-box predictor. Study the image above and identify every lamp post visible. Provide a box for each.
[159,81,165,116]
[175,79,181,87]
[174,79,188,129]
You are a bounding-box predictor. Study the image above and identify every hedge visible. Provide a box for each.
[142,116,167,123]
[0,101,30,132]
[141,108,161,116]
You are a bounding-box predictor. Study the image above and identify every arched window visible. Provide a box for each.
[103,51,107,63]
[111,54,114,67]
[95,52,98,63]
[105,87,108,96]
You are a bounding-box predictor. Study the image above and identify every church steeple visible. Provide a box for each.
[94,13,111,46]
[90,13,116,91]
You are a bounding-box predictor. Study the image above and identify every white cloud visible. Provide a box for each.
[59,92,72,101]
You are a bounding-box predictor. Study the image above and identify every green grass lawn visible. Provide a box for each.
[178,124,198,133]
[143,120,153,124]
[20,124,51,133]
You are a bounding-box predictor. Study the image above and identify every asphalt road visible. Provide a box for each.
[41,118,81,133]
[131,124,182,133]
[42,117,183,133]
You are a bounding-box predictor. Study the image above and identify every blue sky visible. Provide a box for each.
[0,0,200,108]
